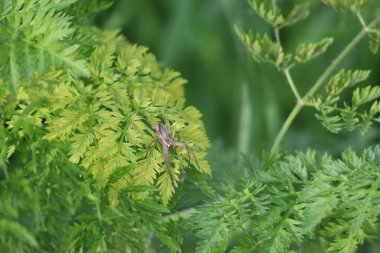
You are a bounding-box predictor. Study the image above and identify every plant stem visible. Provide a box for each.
[270,101,303,153]
[272,0,301,101]
[164,207,195,221]
[273,24,301,101]
[272,0,282,46]
[356,12,368,29]
[274,27,282,45]
[284,69,301,100]
[274,27,301,100]
[304,26,368,99]
[270,15,380,153]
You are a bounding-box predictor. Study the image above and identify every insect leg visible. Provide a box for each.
[171,128,176,140]
[163,145,174,184]
[174,142,201,169]
[139,116,159,137]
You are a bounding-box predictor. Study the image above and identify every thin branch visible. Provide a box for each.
[273,25,301,101]
[271,0,301,101]
[304,26,370,99]
[356,12,376,33]
[356,12,368,30]
[274,27,282,45]
[284,69,301,100]
[270,15,380,153]
[164,207,195,221]
[270,102,303,153]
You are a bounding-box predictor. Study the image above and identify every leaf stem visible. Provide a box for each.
[271,0,301,101]
[356,12,368,30]
[272,0,282,45]
[274,28,301,100]
[270,15,380,153]
[284,68,301,100]
[163,207,195,221]
[304,24,370,99]
[270,101,303,153]
[274,27,282,45]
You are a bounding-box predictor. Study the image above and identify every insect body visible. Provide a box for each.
[156,122,176,169]
[145,120,200,183]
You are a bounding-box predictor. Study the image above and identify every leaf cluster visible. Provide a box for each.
[235,2,333,71]
[322,0,367,13]
[0,0,211,252]
[249,0,309,29]
[321,0,380,54]
[236,0,380,138]
[191,147,380,253]
[312,69,380,134]
[199,2,380,252]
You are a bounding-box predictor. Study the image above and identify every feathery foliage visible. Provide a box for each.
[322,0,367,13]
[311,69,380,134]
[2,0,380,252]
[188,0,380,252]
[0,0,210,252]
[191,147,380,253]
[249,0,309,28]
[236,0,380,136]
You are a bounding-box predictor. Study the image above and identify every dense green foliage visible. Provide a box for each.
[191,146,380,252]
[2,0,380,252]
[0,0,210,252]
[187,0,380,252]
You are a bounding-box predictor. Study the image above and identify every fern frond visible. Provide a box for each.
[0,0,90,94]
[235,26,292,69]
[325,69,370,97]
[352,85,380,106]
[192,147,380,252]
[249,0,284,27]
[191,192,256,253]
[368,25,380,54]
[283,4,310,28]
[249,0,310,29]
[311,69,380,134]
[294,38,334,64]
[38,34,210,206]
[322,0,368,13]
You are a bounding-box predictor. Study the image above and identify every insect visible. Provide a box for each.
[144,119,200,183]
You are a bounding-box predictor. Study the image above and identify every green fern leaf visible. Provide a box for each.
[283,4,310,27]
[294,38,334,64]
[352,85,380,107]
[0,0,90,94]
[235,26,292,69]
[249,0,285,27]
[322,0,368,12]
[369,26,380,54]
[326,69,371,96]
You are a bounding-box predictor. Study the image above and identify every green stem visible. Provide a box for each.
[270,15,380,153]
[271,0,301,101]
[270,102,303,153]
[273,25,301,101]
[356,12,368,30]
[163,207,195,221]
[284,68,301,100]
[304,26,368,99]
[274,28,301,100]
[274,27,282,45]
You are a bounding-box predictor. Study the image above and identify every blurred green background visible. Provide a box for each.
[95,0,380,158]
[94,0,380,251]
